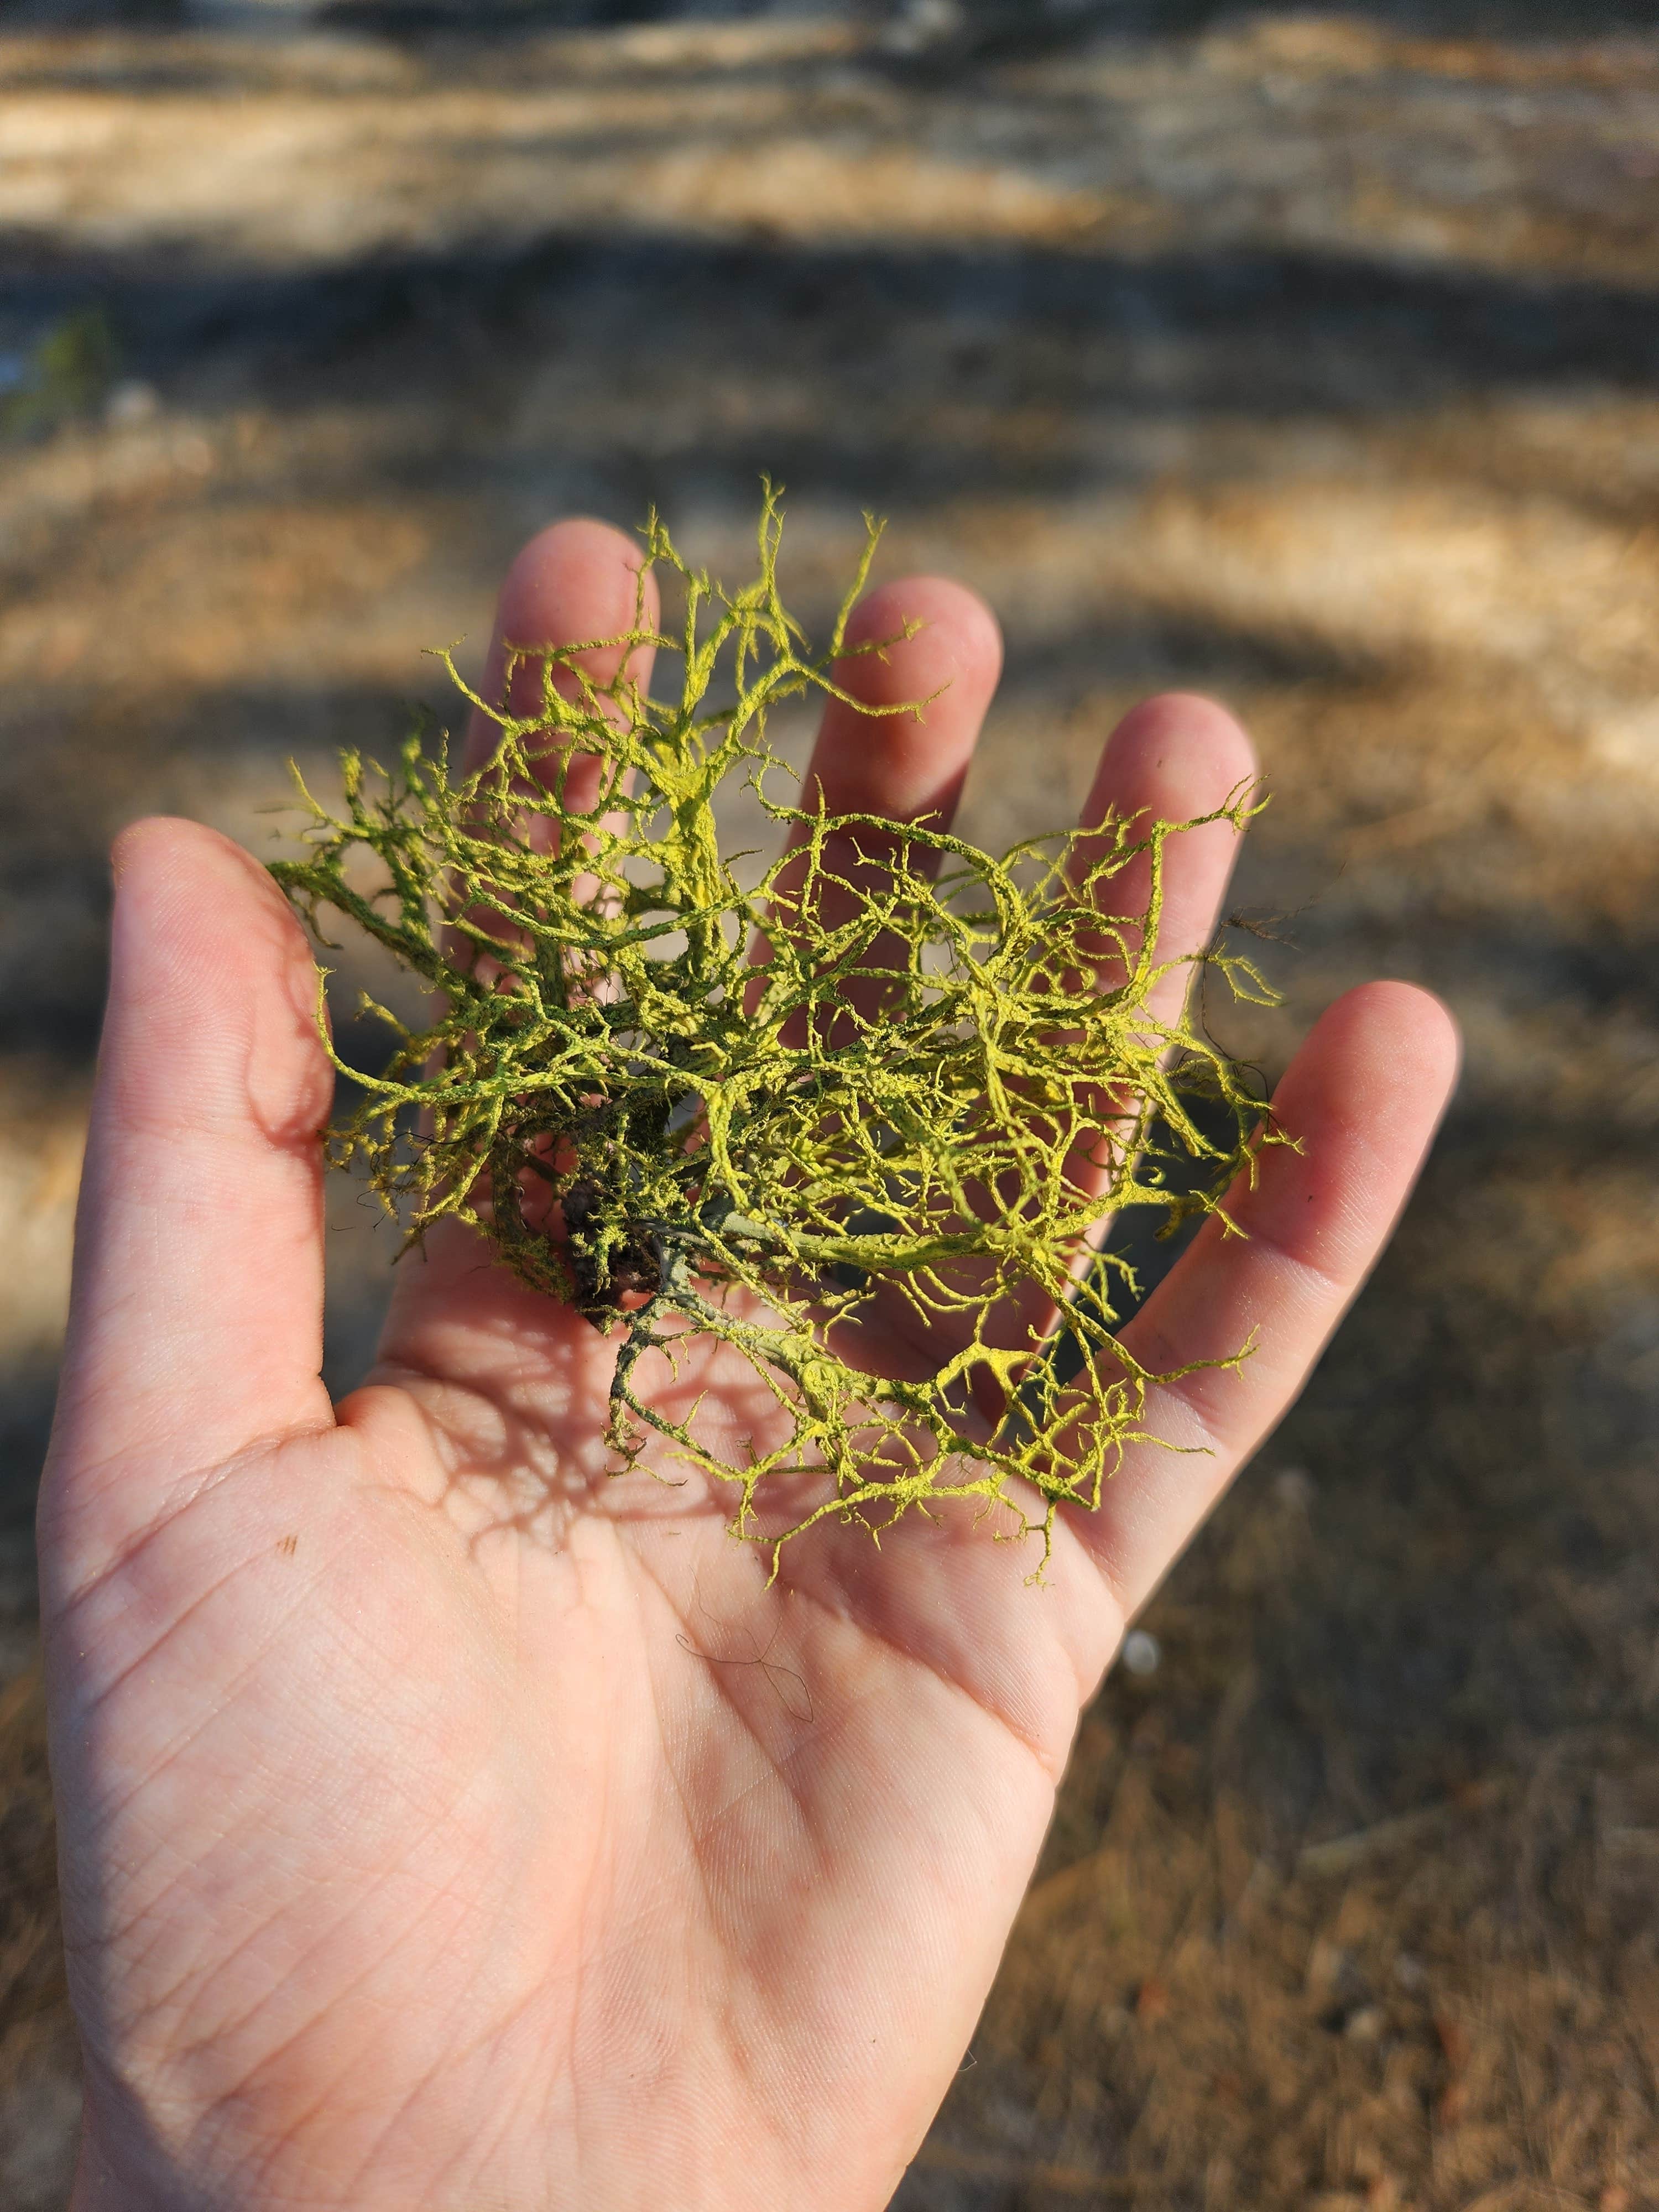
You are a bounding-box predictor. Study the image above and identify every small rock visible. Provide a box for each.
[879,0,962,52]
[106,379,159,427]
[1272,1465,1317,1509]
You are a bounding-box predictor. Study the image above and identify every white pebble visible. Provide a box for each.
[106,379,159,427]
[1273,1465,1317,1510]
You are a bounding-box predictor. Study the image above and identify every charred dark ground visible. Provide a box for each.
[6,2,1659,2205]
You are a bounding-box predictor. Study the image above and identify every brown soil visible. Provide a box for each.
[4,6,1659,2205]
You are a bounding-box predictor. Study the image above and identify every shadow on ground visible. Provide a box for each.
[5,7,1659,2204]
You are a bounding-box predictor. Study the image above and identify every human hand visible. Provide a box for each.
[39,521,1458,2211]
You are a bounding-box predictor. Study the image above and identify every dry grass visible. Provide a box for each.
[0,1673,65,2096]
[6,6,1659,2205]
[911,1500,1659,2206]
[0,1670,77,2209]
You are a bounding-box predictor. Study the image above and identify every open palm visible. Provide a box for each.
[39,521,1457,2212]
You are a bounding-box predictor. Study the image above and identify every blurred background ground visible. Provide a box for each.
[5,0,1659,2203]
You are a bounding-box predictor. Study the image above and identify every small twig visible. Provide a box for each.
[1297,1777,1512,1880]
[908,2143,1144,2196]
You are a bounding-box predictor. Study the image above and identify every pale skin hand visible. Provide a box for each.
[39,520,1459,2212]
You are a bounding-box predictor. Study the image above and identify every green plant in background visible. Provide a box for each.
[272,491,1283,1568]
[0,308,117,439]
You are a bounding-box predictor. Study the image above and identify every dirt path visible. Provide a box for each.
[4,9,1659,2205]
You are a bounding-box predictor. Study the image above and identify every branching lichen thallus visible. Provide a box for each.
[270,492,1284,1573]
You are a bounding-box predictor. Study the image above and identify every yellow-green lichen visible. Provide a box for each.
[271,490,1283,1570]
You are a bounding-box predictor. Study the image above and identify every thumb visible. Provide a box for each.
[41,819,335,1589]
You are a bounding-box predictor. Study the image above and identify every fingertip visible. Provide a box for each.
[112,816,310,947]
[116,809,276,872]
[1071,695,1258,979]
[494,517,660,656]
[468,519,660,769]
[836,575,1004,713]
[109,812,152,885]
[1302,979,1463,1109]
[807,576,1002,823]
[1092,692,1258,825]
[112,809,210,883]
[106,817,331,1139]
